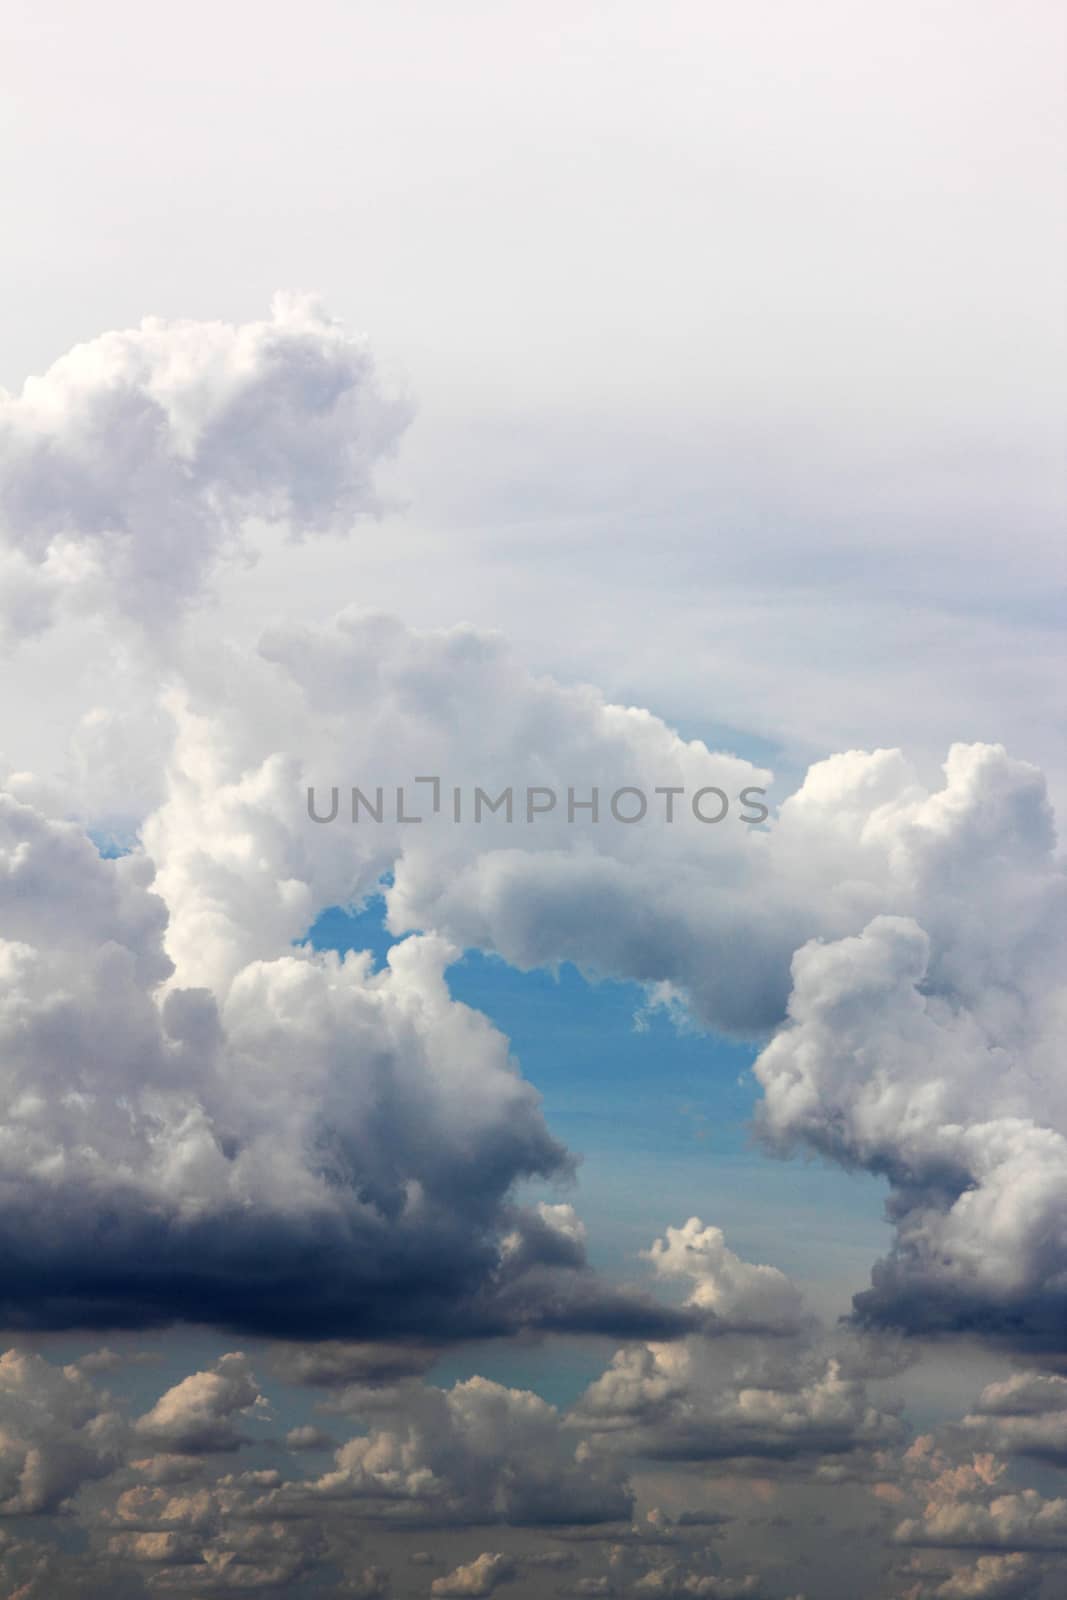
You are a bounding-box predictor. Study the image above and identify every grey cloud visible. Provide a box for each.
[897,1490,1067,1553]
[963,1375,1067,1467]
[133,1354,265,1455]
[0,1349,122,1514]
[1,789,681,1343]
[571,1332,902,1469]
[271,1374,633,1529]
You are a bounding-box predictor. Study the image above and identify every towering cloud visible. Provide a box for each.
[753,744,1067,1347]
[0,787,574,1336]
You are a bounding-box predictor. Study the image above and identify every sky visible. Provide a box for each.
[0,3,1065,1597]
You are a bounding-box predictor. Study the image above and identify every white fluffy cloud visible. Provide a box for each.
[754,790,1067,1346]
[645,1220,806,1336]
[0,296,407,643]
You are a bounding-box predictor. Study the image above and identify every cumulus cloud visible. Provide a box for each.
[897,1489,1067,1553]
[431,1552,515,1596]
[275,1374,632,1527]
[7,549,1063,1359]
[963,1374,1067,1467]
[0,287,1062,1376]
[904,1554,1043,1600]
[0,787,616,1339]
[0,1343,1054,1600]
[134,1354,266,1454]
[645,1220,806,1336]
[127,615,1067,1356]
[633,1571,760,1599]
[0,1350,121,1514]
[572,1331,901,1469]
[138,610,779,1011]
[0,295,408,642]
[103,1466,324,1593]
[736,738,1066,1348]
[117,611,1067,1357]
[1,284,1064,1597]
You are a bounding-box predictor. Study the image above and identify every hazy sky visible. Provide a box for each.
[3,0,1065,785]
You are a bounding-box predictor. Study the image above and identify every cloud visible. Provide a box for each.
[267,1340,441,1389]
[0,789,595,1340]
[276,1374,633,1527]
[754,902,1067,1346]
[0,1350,122,1514]
[633,1572,760,1599]
[0,777,727,1344]
[572,1332,902,1468]
[104,1468,324,1592]
[107,603,1065,1356]
[0,1342,1054,1600]
[134,1354,265,1454]
[963,1374,1067,1467]
[431,1552,515,1596]
[0,278,1063,1597]
[897,1489,1067,1553]
[908,1555,1043,1600]
[0,295,408,643]
[6,615,1067,1359]
[645,1220,807,1336]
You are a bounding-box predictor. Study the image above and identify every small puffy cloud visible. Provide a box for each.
[431,1552,515,1596]
[645,1219,806,1335]
[134,1354,264,1454]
